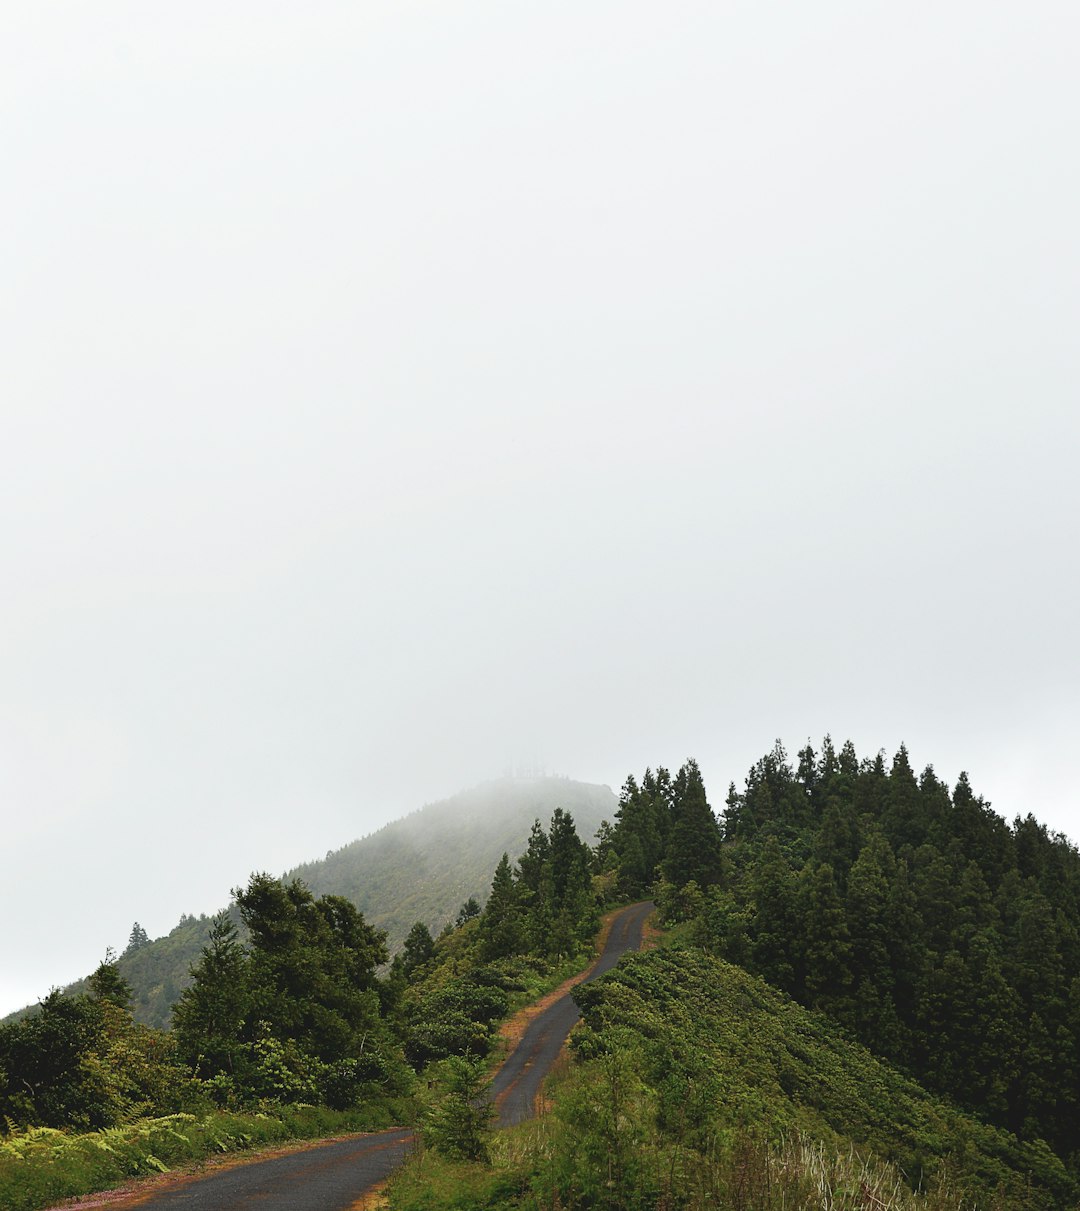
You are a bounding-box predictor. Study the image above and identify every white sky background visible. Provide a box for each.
[2,2,1078,1016]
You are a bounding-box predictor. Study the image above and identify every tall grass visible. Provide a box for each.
[388,1120,1012,1211]
[0,1101,411,1211]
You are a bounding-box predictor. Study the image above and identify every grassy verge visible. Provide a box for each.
[0,1100,413,1211]
[388,1116,1022,1211]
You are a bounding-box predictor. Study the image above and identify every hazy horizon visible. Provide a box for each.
[3,2,1078,1018]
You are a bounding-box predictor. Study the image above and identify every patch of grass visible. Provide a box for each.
[0,1099,414,1211]
[386,1144,528,1211]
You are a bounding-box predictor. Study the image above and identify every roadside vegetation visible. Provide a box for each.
[0,805,613,1210]
[6,741,1080,1209]
[0,1104,402,1211]
[387,745,1080,1210]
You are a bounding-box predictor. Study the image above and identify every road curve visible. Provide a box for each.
[65,901,653,1211]
[491,899,654,1127]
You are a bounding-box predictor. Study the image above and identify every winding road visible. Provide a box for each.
[71,901,652,1211]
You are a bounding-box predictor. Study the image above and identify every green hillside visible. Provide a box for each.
[65,777,615,1029]
[287,777,615,947]
[571,947,1071,1206]
[390,945,1072,1210]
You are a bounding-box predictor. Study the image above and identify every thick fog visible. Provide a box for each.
[2,2,1078,1016]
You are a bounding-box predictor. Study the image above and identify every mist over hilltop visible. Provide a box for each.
[8,776,614,1029]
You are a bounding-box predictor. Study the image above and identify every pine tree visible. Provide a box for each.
[799,862,852,1014]
[479,854,525,959]
[402,921,435,976]
[123,922,150,956]
[172,912,251,1080]
[750,836,797,994]
[88,950,133,1009]
[663,759,723,890]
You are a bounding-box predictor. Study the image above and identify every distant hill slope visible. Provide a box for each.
[286,776,615,947]
[33,777,615,1030]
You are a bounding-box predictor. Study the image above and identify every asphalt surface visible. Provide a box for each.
[98,1129,415,1210]
[490,899,654,1127]
[75,901,653,1211]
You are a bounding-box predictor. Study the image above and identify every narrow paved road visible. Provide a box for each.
[78,901,653,1211]
[491,899,654,1127]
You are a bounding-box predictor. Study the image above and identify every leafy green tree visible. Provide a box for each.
[612,774,663,894]
[0,985,189,1130]
[0,992,105,1128]
[799,862,851,1014]
[750,836,797,994]
[517,818,551,898]
[880,744,924,850]
[404,976,509,1067]
[814,796,861,886]
[199,873,402,1103]
[846,836,892,991]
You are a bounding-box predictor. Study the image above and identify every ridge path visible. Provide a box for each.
[55,900,654,1211]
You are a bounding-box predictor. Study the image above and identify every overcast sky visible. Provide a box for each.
[2,2,1078,1017]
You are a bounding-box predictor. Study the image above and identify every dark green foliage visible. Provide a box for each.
[663,758,724,890]
[404,980,509,1067]
[0,993,108,1129]
[0,988,193,1133]
[123,923,150,957]
[88,952,133,1009]
[694,736,1080,1170]
[402,921,436,976]
[172,874,407,1109]
[421,1054,494,1162]
[611,759,723,898]
[478,855,525,961]
[3,778,615,1032]
[511,811,596,958]
[171,913,250,1082]
[569,948,1073,1208]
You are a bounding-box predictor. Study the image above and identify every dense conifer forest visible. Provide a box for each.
[3,742,1080,1210]
[606,740,1080,1162]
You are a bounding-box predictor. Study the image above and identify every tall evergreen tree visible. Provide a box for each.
[479,854,525,960]
[172,912,251,1080]
[799,862,852,1014]
[402,921,435,976]
[663,759,723,889]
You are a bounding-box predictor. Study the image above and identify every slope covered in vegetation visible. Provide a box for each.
[568,947,1070,1207]
[0,799,612,1210]
[288,777,614,951]
[22,777,613,1030]
[604,742,1080,1168]
[391,946,1072,1209]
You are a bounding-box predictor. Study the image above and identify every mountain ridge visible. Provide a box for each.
[13,776,615,1030]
